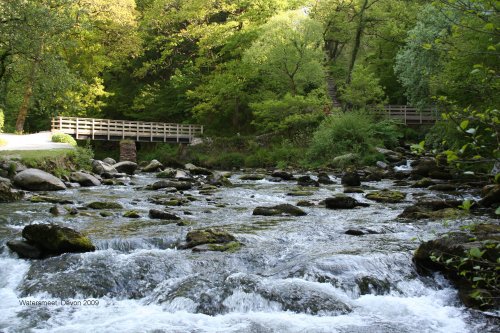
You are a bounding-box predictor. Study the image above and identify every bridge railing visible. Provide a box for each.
[371,105,439,125]
[51,116,203,143]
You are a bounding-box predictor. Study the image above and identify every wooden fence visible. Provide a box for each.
[51,116,203,143]
[372,105,438,125]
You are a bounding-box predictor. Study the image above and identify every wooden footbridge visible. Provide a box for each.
[372,105,438,125]
[51,116,203,143]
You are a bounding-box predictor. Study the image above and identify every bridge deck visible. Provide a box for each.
[52,117,203,143]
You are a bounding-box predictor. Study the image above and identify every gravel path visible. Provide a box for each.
[0,131,75,151]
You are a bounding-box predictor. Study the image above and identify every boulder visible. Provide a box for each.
[91,160,118,175]
[142,159,163,172]
[297,176,319,187]
[271,170,295,181]
[21,224,95,256]
[413,224,499,309]
[345,229,365,236]
[13,169,66,191]
[411,158,437,177]
[411,178,435,188]
[49,205,67,216]
[0,181,24,202]
[87,201,123,209]
[343,187,364,194]
[149,209,181,220]
[207,172,232,187]
[317,172,334,184]
[7,240,42,259]
[113,161,137,175]
[332,153,358,168]
[103,157,117,165]
[150,180,192,191]
[398,199,465,220]
[365,190,406,203]
[376,161,388,170]
[341,171,361,187]
[123,210,141,218]
[479,185,500,207]
[253,203,307,216]
[185,228,238,249]
[324,196,370,209]
[185,163,212,176]
[156,168,177,178]
[240,174,266,181]
[70,171,101,187]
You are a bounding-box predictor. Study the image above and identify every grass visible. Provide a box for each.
[0,149,74,160]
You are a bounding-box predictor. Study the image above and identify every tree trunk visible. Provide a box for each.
[346,0,369,86]
[15,75,35,133]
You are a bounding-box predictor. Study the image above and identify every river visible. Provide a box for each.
[0,172,498,332]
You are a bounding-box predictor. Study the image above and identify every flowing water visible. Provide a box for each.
[0,173,498,332]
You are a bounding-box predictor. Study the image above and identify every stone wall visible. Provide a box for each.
[119,140,136,162]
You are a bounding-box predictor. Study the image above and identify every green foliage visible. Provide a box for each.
[0,138,7,147]
[0,108,4,133]
[307,111,401,166]
[67,144,94,171]
[250,93,327,140]
[51,133,77,147]
[340,65,387,109]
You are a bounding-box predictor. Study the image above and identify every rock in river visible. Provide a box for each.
[324,196,370,209]
[149,209,181,220]
[0,179,24,202]
[70,171,101,187]
[113,161,138,175]
[253,204,307,216]
[365,190,406,203]
[13,168,66,191]
[9,224,95,257]
[185,228,241,252]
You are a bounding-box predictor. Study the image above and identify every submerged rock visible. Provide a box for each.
[30,195,73,204]
[411,178,435,188]
[365,190,406,203]
[253,204,307,216]
[123,210,141,218]
[324,196,370,209]
[428,183,457,192]
[14,224,95,257]
[14,169,66,191]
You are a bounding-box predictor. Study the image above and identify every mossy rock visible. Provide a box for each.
[21,224,95,255]
[411,178,435,188]
[287,190,314,196]
[207,241,242,253]
[185,228,238,248]
[365,190,406,203]
[100,211,113,217]
[123,210,141,218]
[296,200,315,207]
[30,195,73,204]
[87,201,123,209]
[253,204,306,216]
[240,174,266,181]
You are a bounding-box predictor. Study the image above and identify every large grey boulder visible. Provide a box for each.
[103,157,117,165]
[13,169,66,191]
[142,159,163,172]
[70,171,101,187]
[113,161,137,175]
[92,160,118,175]
[185,163,212,176]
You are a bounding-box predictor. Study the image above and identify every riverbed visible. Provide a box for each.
[0,172,498,332]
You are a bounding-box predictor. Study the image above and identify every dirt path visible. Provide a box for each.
[0,131,75,151]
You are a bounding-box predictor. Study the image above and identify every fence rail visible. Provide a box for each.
[51,117,203,143]
[372,105,438,125]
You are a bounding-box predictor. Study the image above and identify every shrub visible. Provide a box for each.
[307,111,401,166]
[51,132,77,147]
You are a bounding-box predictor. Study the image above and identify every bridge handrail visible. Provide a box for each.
[51,116,203,142]
[371,105,439,125]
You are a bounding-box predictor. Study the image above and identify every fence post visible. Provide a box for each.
[177,124,179,143]
[163,123,166,142]
[136,122,139,141]
[92,118,95,140]
[75,118,79,140]
[107,119,110,140]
